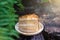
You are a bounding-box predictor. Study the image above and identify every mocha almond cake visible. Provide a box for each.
[18,13,41,33]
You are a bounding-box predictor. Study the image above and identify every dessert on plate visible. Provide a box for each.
[18,13,41,33]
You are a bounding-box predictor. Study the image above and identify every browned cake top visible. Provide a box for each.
[19,13,39,20]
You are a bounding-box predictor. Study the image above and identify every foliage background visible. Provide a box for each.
[0,0,48,40]
[0,0,22,40]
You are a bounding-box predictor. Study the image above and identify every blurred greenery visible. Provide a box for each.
[16,0,24,11]
[0,0,48,40]
[0,0,19,40]
[40,0,48,3]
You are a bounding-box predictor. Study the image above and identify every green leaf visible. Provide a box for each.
[0,1,8,5]
[0,36,14,40]
[9,30,19,38]
[0,28,8,32]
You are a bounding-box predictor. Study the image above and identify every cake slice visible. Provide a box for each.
[19,13,40,33]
